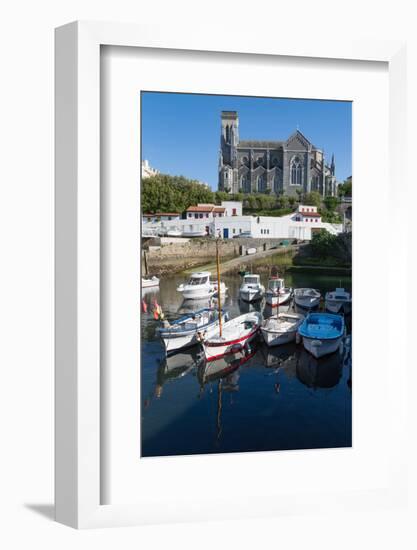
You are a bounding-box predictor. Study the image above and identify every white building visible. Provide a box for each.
[142,212,180,224]
[185,201,242,221]
[213,210,341,240]
[142,201,342,240]
[141,159,160,179]
[292,204,322,224]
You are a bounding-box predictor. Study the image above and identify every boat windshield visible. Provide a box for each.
[188,276,208,285]
[244,276,259,285]
[268,280,282,290]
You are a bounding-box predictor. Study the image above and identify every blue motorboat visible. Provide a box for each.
[298,313,345,358]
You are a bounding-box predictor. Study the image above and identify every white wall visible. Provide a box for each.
[221,200,242,216]
[1,1,416,548]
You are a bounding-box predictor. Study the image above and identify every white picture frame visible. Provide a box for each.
[55,21,408,529]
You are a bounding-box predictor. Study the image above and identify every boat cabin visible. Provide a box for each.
[267,277,284,292]
[243,274,261,286]
[187,272,211,286]
[332,288,349,299]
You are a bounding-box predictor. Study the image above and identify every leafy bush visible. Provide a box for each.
[310,229,351,263]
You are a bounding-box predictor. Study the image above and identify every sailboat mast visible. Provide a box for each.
[216,239,223,337]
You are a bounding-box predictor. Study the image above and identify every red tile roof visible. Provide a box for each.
[186,206,214,212]
[142,212,180,217]
[300,211,321,217]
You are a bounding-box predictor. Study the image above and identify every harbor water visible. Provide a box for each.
[141,271,352,458]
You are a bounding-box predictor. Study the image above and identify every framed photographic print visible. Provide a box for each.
[55,21,408,528]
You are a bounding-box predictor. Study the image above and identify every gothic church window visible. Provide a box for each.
[241,175,250,193]
[257,175,266,193]
[291,156,302,185]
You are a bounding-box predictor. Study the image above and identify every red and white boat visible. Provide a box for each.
[202,312,262,362]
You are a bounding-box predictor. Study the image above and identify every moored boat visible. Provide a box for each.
[261,312,305,347]
[142,276,160,289]
[166,228,183,237]
[325,287,352,314]
[202,311,262,361]
[298,313,345,359]
[177,271,227,300]
[157,308,228,355]
[293,288,321,310]
[239,274,265,302]
[265,276,292,307]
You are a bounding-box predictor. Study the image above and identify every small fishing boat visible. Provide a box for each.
[265,277,292,307]
[202,311,262,361]
[166,228,183,237]
[181,229,207,237]
[293,288,321,310]
[325,287,352,314]
[239,274,265,302]
[141,276,160,289]
[157,308,228,355]
[177,271,227,300]
[261,312,305,347]
[298,313,345,359]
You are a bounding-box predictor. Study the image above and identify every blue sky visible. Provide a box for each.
[141,92,352,190]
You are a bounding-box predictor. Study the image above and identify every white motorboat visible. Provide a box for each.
[293,288,321,309]
[177,271,227,300]
[166,228,183,237]
[141,276,160,289]
[261,312,305,347]
[239,274,265,302]
[325,287,352,314]
[157,307,228,355]
[298,313,345,359]
[181,230,207,237]
[202,311,262,362]
[265,277,292,307]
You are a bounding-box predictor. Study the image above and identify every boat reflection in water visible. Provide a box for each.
[262,342,298,374]
[295,348,343,389]
[238,297,263,315]
[149,346,205,402]
[197,345,257,444]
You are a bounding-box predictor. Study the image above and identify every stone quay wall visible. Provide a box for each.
[143,237,289,275]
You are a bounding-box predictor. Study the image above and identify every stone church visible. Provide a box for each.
[218,111,337,197]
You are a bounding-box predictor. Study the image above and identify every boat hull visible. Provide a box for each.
[142,277,160,289]
[239,289,263,302]
[179,282,227,300]
[265,290,291,307]
[325,300,352,314]
[301,335,343,358]
[294,296,320,309]
[161,332,200,354]
[261,327,297,346]
[203,327,259,362]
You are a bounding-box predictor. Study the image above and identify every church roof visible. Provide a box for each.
[238,140,283,148]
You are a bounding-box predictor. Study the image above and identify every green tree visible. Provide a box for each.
[141,174,214,213]
[288,196,297,208]
[303,191,322,208]
[277,195,289,210]
[323,196,339,212]
[215,191,230,204]
[338,178,352,198]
